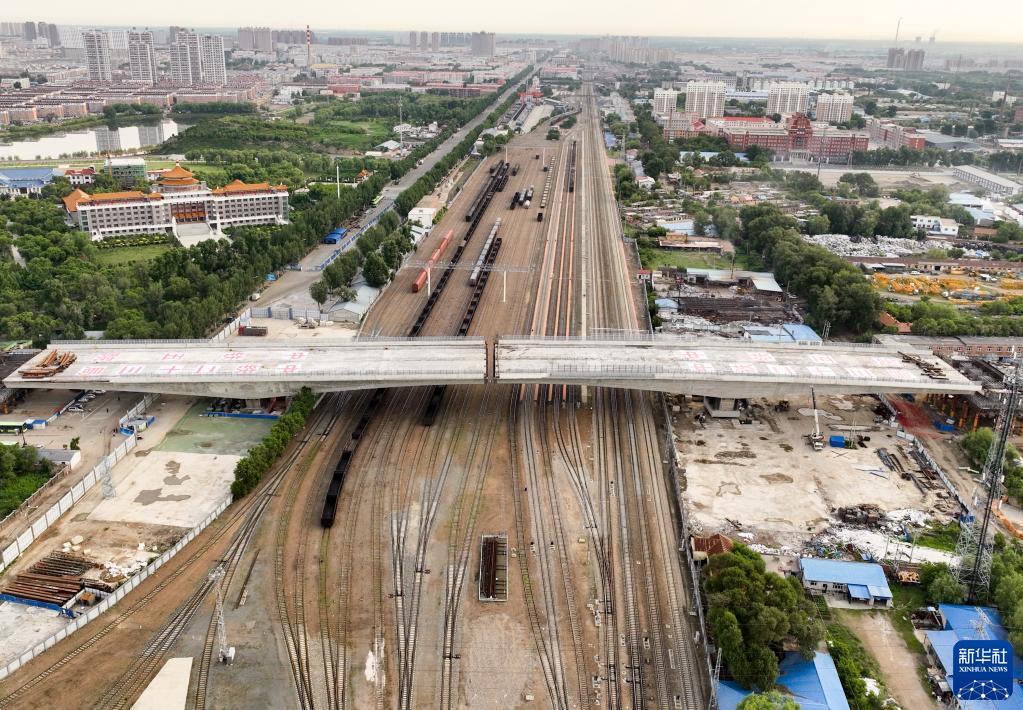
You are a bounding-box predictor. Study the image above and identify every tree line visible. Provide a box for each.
[739,203,882,333]
[230,388,315,498]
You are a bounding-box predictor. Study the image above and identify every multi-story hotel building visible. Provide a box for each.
[62,165,289,239]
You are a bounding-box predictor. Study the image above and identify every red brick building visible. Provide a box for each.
[718,113,868,160]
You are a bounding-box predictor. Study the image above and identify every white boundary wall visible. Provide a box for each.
[0,393,159,575]
[0,497,230,681]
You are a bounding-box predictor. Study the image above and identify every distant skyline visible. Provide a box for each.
[11,1,1023,44]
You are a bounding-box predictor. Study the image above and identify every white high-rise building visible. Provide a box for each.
[199,34,226,84]
[170,31,225,85]
[170,31,201,84]
[815,92,854,124]
[82,30,112,82]
[652,88,681,116]
[128,30,158,85]
[684,81,726,120]
[767,83,810,116]
[58,26,84,49]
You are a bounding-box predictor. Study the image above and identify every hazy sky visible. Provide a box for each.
[21,0,1023,44]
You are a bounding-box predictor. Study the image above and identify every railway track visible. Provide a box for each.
[0,394,341,709]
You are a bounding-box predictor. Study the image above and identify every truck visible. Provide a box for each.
[323,228,348,245]
[239,325,268,337]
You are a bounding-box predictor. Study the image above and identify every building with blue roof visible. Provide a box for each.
[798,558,893,607]
[0,167,56,197]
[925,604,1023,710]
[742,324,822,345]
[717,652,851,710]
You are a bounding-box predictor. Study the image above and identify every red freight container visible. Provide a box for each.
[411,229,453,293]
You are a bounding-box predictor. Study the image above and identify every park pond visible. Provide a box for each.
[0,119,189,161]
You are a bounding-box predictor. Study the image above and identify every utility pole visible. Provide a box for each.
[210,565,235,664]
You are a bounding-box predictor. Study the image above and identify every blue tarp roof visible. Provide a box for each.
[799,558,892,600]
[926,607,1023,710]
[716,652,850,710]
[783,323,823,343]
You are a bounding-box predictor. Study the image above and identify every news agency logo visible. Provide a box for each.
[953,640,1014,702]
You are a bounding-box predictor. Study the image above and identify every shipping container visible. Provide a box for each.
[239,325,268,337]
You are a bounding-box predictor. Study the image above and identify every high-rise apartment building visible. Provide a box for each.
[238,27,273,52]
[199,34,226,84]
[905,49,925,71]
[22,22,37,41]
[767,83,810,116]
[652,88,681,116]
[170,31,225,85]
[886,47,905,68]
[815,92,854,124]
[431,31,440,52]
[170,31,201,83]
[685,81,726,120]
[128,30,158,85]
[82,30,112,82]
[408,31,417,50]
[470,31,496,57]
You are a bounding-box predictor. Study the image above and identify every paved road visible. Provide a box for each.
[258,69,537,312]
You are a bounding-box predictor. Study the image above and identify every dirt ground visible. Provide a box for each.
[680,394,950,548]
[838,610,938,710]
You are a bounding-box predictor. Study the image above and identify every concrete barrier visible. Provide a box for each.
[0,395,158,576]
[0,496,230,682]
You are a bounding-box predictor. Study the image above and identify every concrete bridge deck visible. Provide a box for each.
[494,336,979,398]
[4,336,979,399]
[5,338,487,398]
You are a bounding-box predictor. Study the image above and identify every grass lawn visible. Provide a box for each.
[0,472,53,518]
[890,583,928,654]
[318,119,394,150]
[94,244,174,266]
[637,247,760,272]
[914,520,960,553]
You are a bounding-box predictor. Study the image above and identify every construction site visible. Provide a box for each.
[0,74,1009,710]
[0,84,710,710]
[676,388,967,567]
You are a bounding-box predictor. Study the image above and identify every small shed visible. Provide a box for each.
[798,558,893,607]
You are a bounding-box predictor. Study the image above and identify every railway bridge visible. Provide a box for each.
[5,336,978,399]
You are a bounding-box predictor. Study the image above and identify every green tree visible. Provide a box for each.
[309,280,329,308]
[738,691,800,710]
[362,252,389,288]
[928,570,966,604]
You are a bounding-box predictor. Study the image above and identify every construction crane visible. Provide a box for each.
[954,356,1020,602]
[808,387,824,451]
